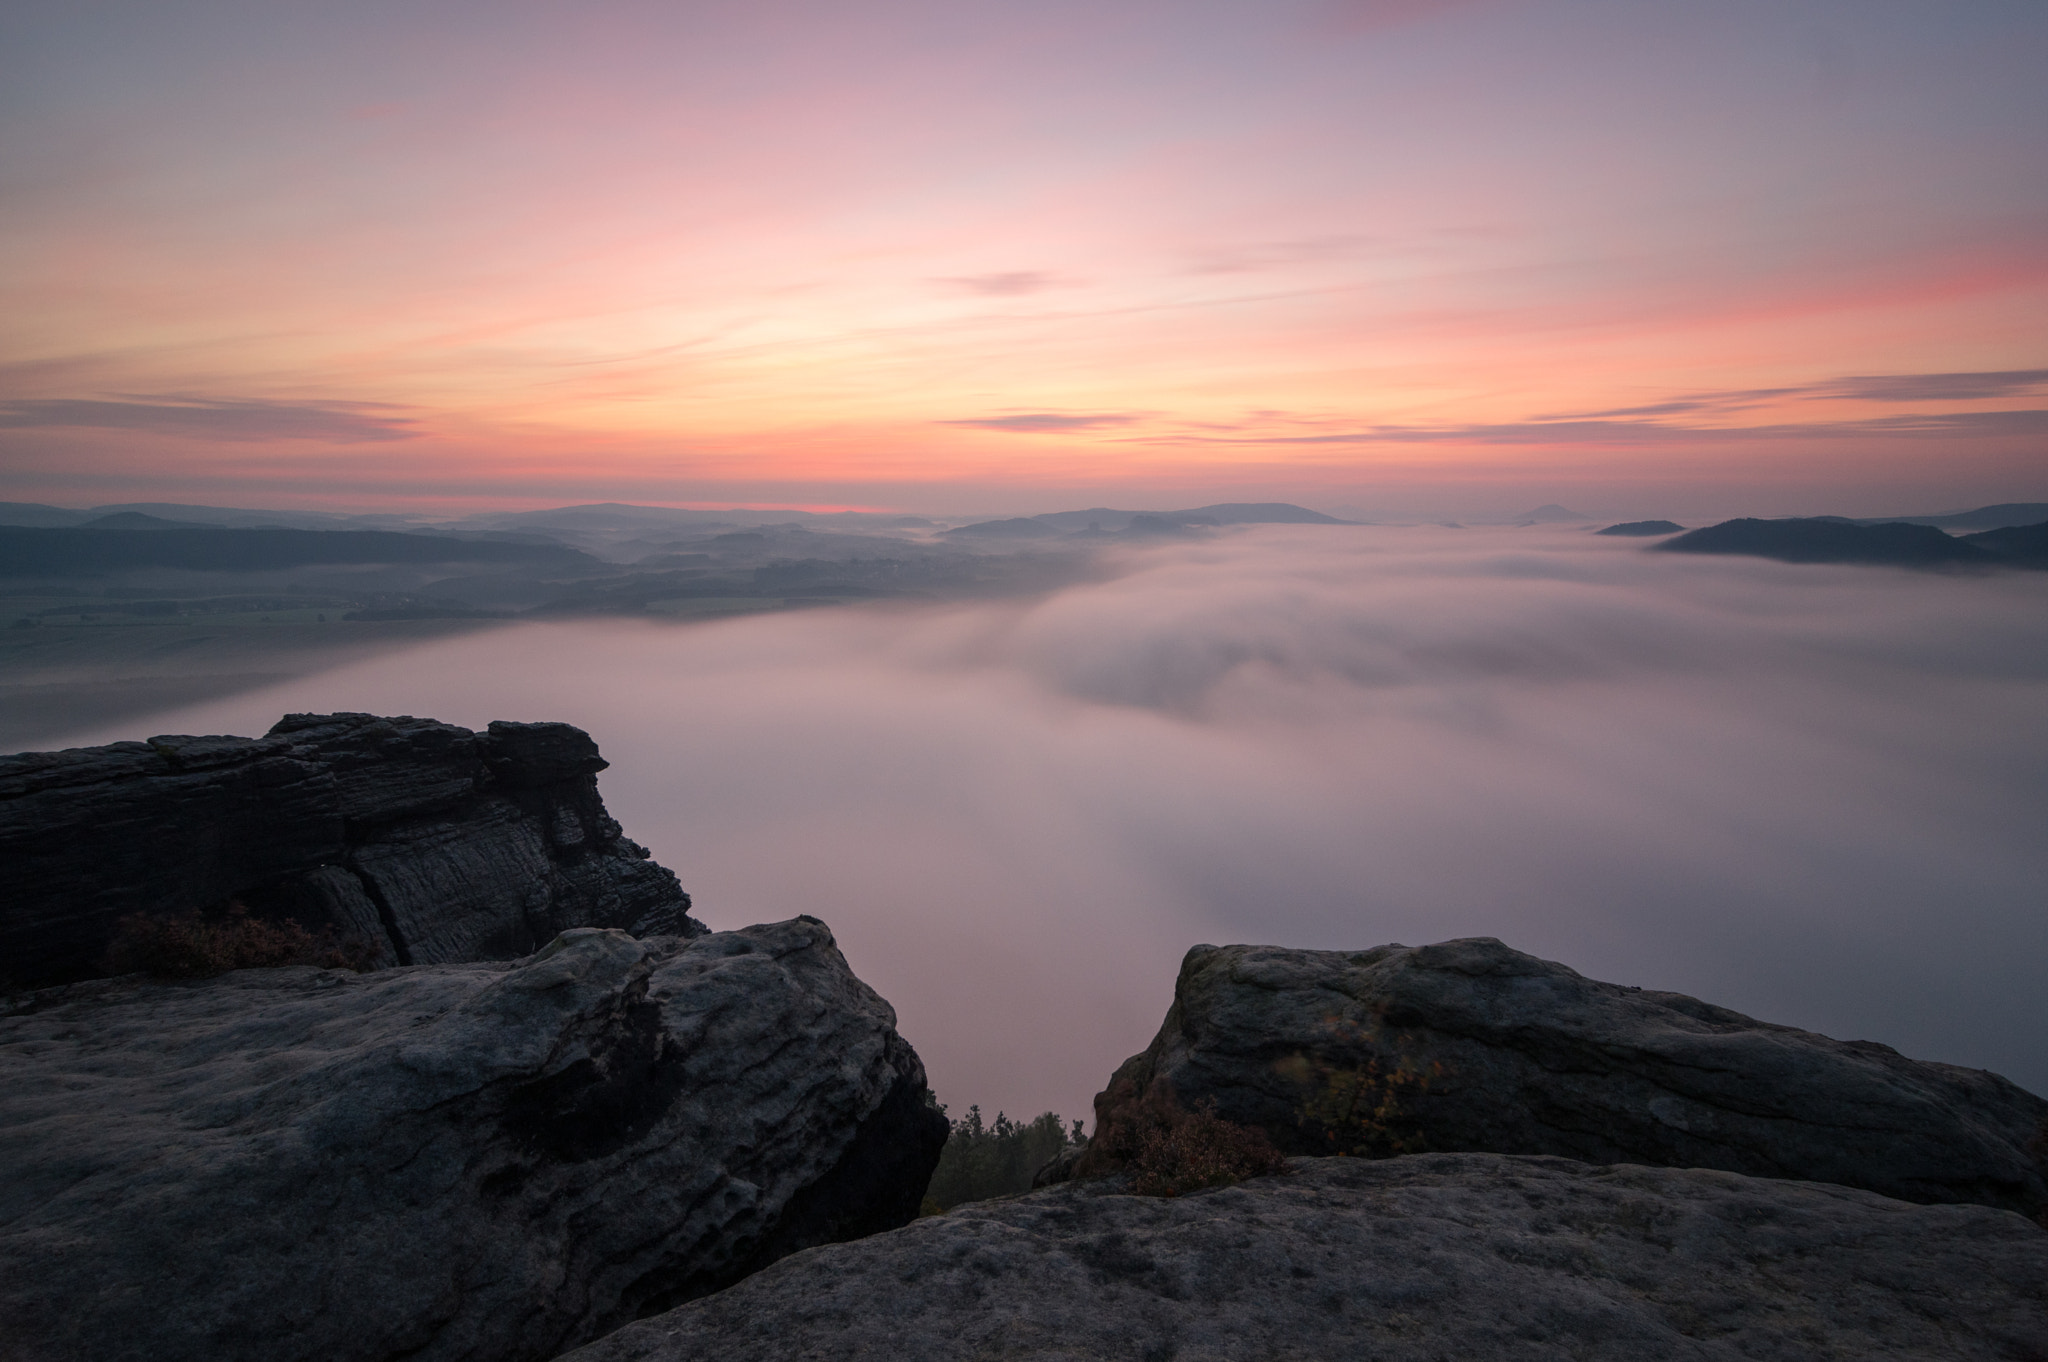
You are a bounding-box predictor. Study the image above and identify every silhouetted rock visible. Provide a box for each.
[0,918,948,1362]
[1070,938,2048,1218]
[1596,519,1685,536]
[1962,519,2048,565]
[1657,517,1991,565]
[560,1154,2048,1362]
[0,712,701,987]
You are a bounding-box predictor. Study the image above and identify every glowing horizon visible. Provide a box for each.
[3,0,2045,519]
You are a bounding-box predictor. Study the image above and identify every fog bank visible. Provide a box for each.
[39,526,2048,1117]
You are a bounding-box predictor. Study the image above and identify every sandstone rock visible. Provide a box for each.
[0,712,700,987]
[1075,938,2048,1218]
[0,918,948,1362]
[560,1153,2048,1362]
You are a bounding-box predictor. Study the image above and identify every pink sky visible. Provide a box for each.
[2,0,2044,518]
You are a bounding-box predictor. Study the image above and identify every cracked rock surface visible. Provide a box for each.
[0,712,701,986]
[1076,938,2048,1218]
[0,919,947,1362]
[561,1153,2048,1362]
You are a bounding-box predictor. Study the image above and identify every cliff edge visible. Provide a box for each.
[0,712,702,987]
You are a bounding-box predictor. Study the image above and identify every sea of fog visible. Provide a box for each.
[38,525,2048,1119]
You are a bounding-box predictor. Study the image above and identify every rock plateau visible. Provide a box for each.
[0,917,948,1362]
[561,1153,2048,1362]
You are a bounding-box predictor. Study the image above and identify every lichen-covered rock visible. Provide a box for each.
[560,1154,2048,1362]
[0,918,947,1362]
[0,712,700,986]
[1075,938,2048,1218]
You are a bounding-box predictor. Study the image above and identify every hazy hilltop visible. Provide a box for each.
[1508,503,1595,524]
[1855,502,2048,531]
[0,500,427,531]
[0,523,596,576]
[1657,511,2048,568]
[1596,520,1686,536]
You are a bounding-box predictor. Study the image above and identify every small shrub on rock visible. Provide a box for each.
[106,903,377,979]
[1276,1014,1442,1157]
[1084,1080,1286,1197]
[1129,1098,1288,1196]
[1290,1054,1439,1157]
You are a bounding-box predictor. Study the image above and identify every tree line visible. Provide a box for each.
[922,1104,1084,1212]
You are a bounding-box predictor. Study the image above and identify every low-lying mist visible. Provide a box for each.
[37,526,2048,1116]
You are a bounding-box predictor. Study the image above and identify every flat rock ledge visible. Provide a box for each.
[0,712,702,987]
[0,918,947,1362]
[1078,938,2048,1218]
[562,1153,2048,1362]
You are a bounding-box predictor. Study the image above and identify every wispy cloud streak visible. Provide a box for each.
[0,397,420,443]
[1167,410,2048,447]
[932,272,1067,297]
[940,412,1139,433]
[1555,370,2048,421]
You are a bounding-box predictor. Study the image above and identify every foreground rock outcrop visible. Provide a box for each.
[562,1154,2048,1362]
[0,918,947,1362]
[0,712,700,987]
[1076,938,2048,1218]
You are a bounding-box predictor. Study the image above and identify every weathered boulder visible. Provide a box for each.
[0,712,700,986]
[1074,938,2048,1218]
[561,1154,2048,1362]
[0,917,948,1362]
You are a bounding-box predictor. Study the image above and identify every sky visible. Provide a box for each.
[2,0,2045,519]
[39,527,2048,1118]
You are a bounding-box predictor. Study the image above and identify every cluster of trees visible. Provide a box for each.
[922,1105,1084,1212]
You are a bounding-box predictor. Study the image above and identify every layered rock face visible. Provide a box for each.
[1077,937,2048,1218]
[0,918,949,1362]
[0,712,700,986]
[562,1154,2048,1362]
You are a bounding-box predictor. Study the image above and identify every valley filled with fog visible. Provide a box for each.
[23,524,2048,1118]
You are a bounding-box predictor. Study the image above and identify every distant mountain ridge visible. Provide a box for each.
[0,524,596,575]
[1655,516,2048,568]
[0,501,425,531]
[1596,520,1685,536]
[1855,502,2048,531]
[986,502,1352,534]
